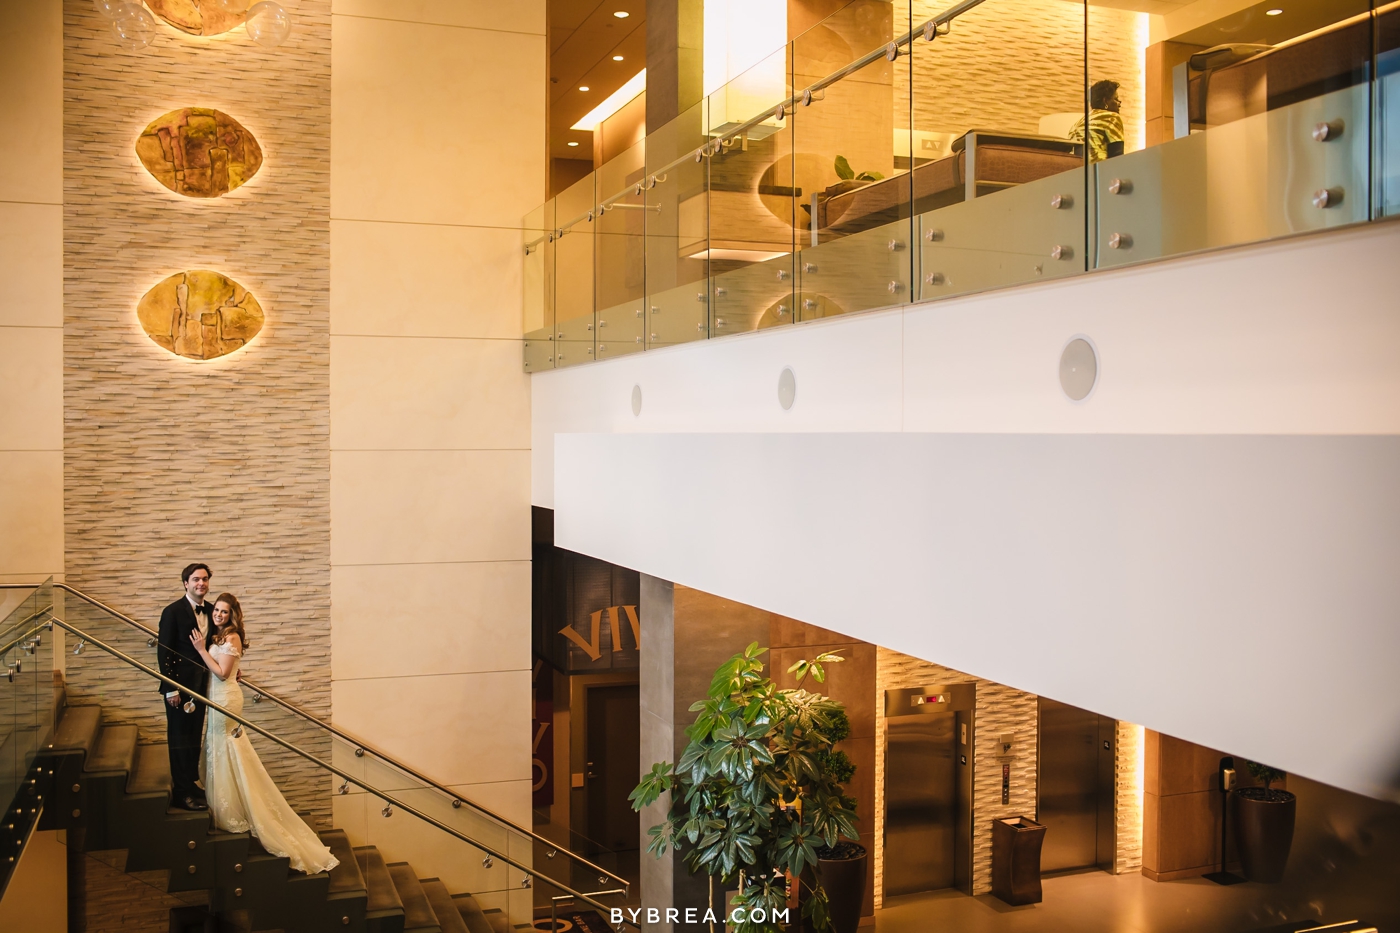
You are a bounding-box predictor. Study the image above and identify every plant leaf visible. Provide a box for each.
[834,155,855,180]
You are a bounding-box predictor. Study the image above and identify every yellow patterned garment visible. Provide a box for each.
[1068,109,1126,162]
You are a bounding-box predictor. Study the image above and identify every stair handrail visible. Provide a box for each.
[41,611,636,928]
[0,581,630,893]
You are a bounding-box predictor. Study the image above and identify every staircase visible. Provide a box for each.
[39,699,521,933]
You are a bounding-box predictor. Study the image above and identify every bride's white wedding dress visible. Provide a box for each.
[201,641,339,874]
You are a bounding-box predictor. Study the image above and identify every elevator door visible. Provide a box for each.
[885,712,956,895]
[1037,697,1114,872]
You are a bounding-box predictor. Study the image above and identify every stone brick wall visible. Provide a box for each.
[874,648,1038,901]
[1115,720,1145,873]
[62,0,331,819]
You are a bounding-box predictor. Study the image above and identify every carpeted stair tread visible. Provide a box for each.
[52,704,101,754]
[479,908,510,933]
[355,846,404,917]
[450,893,495,933]
[126,742,171,795]
[420,879,470,933]
[386,862,440,932]
[318,829,365,895]
[85,724,138,773]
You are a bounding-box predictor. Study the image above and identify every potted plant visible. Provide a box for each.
[630,643,863,932]
[1233,761,1296,883]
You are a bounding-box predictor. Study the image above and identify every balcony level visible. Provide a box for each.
[526,0,1400,808]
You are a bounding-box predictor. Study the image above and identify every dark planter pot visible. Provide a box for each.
[816,842,867,933]
[1233,788,1296,883]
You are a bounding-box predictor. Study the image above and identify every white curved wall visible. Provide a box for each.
[533,222,1400,799]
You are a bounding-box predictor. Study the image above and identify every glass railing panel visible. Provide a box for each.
[523,199,556,372]
[0,583,48,817]
[595,140,648,361]
[1382,5,1400,217]
[554,172,597,368]
[906,0,1087,301]
[792,0,914,319]
[707,44,796,335]
[1094,84,1372,270]
[645,98,710,348]
[1091,0,1374,266]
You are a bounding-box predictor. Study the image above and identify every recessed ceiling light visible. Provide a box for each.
[613,10,629,17]
[1265,8,1282,14]
[579,86,590,91]
[567,141,580,147]
[613,55,624,61]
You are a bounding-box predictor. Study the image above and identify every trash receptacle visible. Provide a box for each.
[991,816,1046,906]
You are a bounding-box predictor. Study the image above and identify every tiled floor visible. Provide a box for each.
[874,870,1333,933]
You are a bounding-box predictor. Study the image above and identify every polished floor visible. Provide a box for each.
[874,870,1338,933]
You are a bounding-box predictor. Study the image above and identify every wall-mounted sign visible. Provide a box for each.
[558,604,639,661]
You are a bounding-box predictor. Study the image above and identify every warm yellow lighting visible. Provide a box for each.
[612,55,624,61]
[1266,7,1283,14]
[613,10,629,16]
[567,141,580,147]
[571,69,646,130]
[686,247,789,262]
[579,86,590,91]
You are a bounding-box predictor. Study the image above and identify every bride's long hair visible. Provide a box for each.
[212,592,250,649]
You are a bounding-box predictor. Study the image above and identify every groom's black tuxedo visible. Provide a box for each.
[157,596,214,697]
[158,595,215,805]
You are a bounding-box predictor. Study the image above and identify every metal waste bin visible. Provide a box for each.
[991,816,1046,905]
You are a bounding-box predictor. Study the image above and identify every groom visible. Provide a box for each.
[157,562,215,811]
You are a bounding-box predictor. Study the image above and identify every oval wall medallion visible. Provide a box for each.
[145,0,246,36]
[135,108,263,198]
[137,271,264,361]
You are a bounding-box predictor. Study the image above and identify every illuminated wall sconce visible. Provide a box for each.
[137,270,265,361]
[136,108,263,198]
[95,0,292,49]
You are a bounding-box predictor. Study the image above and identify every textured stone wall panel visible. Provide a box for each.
[874,648,1038,901]
[897,0,1146,150]
[1115,720,1145,873]
[62,0,331,819]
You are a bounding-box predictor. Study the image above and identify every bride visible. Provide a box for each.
[190,593,338,874]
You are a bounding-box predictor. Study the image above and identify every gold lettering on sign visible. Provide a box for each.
[558,610,604,661]
[557,605,641,660]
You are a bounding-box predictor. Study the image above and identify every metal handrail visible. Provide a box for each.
[0,581,629,892]
[41,612,635,927]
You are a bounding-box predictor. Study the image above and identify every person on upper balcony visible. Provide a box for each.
[1069,79,1125,163]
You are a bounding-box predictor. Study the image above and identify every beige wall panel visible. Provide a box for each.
[331,560,529,680]
[0,0,61,204]
[0,452,63,576]
[331,16,546,227]
[331,220,524,340]
[330,336,531,450]
[331,670,532,785]
[0,203,62,328]
[0,327,62,449]
[332,0,545,34]
[330,450,530,565]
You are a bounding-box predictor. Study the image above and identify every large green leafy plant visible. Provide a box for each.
[629,643,858,932]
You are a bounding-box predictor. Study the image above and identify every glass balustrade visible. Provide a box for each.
[0,579,57,860]
[522,0,1395,372]
[21,582,630,914]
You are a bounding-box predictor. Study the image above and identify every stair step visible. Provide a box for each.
[51,704,101,754]
[319,829,365,896]
[386,862,440,933]
[420,879,470,933]
[126,742,170,795]
[479,908,510,933]
[355,845,405,917]
[85,723,138,774]
[450,893,496,933]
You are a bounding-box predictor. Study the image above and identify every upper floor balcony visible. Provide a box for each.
[521,0,1400,372]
